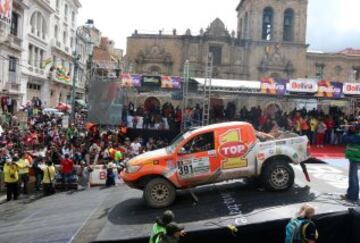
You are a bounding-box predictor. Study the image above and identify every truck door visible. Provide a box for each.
[216,126,257,179]
[175,131,219,186]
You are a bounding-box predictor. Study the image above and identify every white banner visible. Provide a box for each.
[0,0,13,24]
[287,79,318,93]
[90,165,123,186]
[343,83,360,95]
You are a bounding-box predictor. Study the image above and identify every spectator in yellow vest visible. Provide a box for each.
[3,159,19,201]
[16,153,31,195]
[42,160,56,196]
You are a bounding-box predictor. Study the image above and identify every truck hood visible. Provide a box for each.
[127,148,168,166]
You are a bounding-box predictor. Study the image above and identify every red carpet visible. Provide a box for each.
[309,145,345,159]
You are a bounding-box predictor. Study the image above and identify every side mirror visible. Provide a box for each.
[178,147,186,155]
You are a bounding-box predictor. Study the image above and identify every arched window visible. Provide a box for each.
[54,25,58,39]
[283,8,294,41]
[262,7,273,41]
[63,31,67,45]
[30,14,36,34]
[149,65,161,75]
[238,18,242,38]
[244,12,248,38]
[64,4,68,20]
[30,11,47,40]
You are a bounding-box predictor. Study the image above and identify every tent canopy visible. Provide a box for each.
[193,78,261,89]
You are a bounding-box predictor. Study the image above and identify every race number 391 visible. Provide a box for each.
[177,160,193,176]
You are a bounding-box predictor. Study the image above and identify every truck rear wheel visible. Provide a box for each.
[144,178,176,208]
[261,161,294,191]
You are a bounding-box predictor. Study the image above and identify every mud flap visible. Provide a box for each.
[300,162,311,182]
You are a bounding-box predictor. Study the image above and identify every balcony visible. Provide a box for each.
[8,71,21,85]
[6,34,23,51]
[6,71,21,92]
[52,38,62,49]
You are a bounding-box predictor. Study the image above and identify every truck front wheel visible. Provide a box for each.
[143,178,176,208]
[261,161,294,191]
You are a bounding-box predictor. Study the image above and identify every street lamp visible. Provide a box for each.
[71,52,81,123]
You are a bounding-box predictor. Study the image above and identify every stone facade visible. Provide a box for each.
[126,0,360,82]
[0,0,26,109]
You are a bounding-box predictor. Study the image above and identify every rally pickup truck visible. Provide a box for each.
[121,122,310,208]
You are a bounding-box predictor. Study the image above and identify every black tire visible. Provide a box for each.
[143,178,176,208]
[261,160,295,191]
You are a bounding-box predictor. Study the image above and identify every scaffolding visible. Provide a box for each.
[202,53,213,126]
[181,60,190,131]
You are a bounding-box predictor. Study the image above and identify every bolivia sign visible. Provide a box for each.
[287,79,318,93]
[316,80,343,98]
[343,83,360,95]
[260,78,287,95]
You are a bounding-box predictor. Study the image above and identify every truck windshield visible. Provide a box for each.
[166,130,192,154]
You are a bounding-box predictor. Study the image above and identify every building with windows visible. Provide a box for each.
[93,37,123,79]
[48,0,81,107]
[20,0,55,107]
[126,0,360,83]
[0,0,27,109]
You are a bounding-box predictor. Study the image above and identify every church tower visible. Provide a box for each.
[236,0,309,79]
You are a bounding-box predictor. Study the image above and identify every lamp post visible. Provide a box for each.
[71,53,80,123]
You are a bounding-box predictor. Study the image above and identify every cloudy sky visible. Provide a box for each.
[78,0,360,52]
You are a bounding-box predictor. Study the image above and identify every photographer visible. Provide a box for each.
[341,121,360,203]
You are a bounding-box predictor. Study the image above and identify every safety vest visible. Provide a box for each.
[16,159,30,174]
[4,163,19,183]
[42,165,56,184]
[149,223,166,243]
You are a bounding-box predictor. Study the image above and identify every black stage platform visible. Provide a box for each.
[95,163,360,243]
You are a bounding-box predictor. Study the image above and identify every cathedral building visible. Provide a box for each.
[126,0,360,82]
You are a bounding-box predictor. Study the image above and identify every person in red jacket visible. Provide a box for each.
[61,154,74,190]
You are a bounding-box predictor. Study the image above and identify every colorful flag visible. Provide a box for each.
[41,58,53,69]
[0,0,13,24]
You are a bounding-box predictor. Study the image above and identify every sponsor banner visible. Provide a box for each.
[316,80,343,98]
[0,0,13,24]
[287,79,318,93]
[161,76,182,89]
[343,83,360,95]
[121,73,141,88]
[260,78,287,95]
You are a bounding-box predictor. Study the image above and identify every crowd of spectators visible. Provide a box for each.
[122,102,182,131]
[239,105,353,146]
[0,99,173,200]
[123,100,354,147]
[0,96,355,201]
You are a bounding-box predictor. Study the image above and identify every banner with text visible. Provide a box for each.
[260,78,287,95]
[287,79,318,93]
[161,76,182,89]
[316,80,343,98]
[0,0,13,24]
[343,83,360,95]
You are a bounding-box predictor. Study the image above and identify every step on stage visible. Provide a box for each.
[95,163,360,243]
